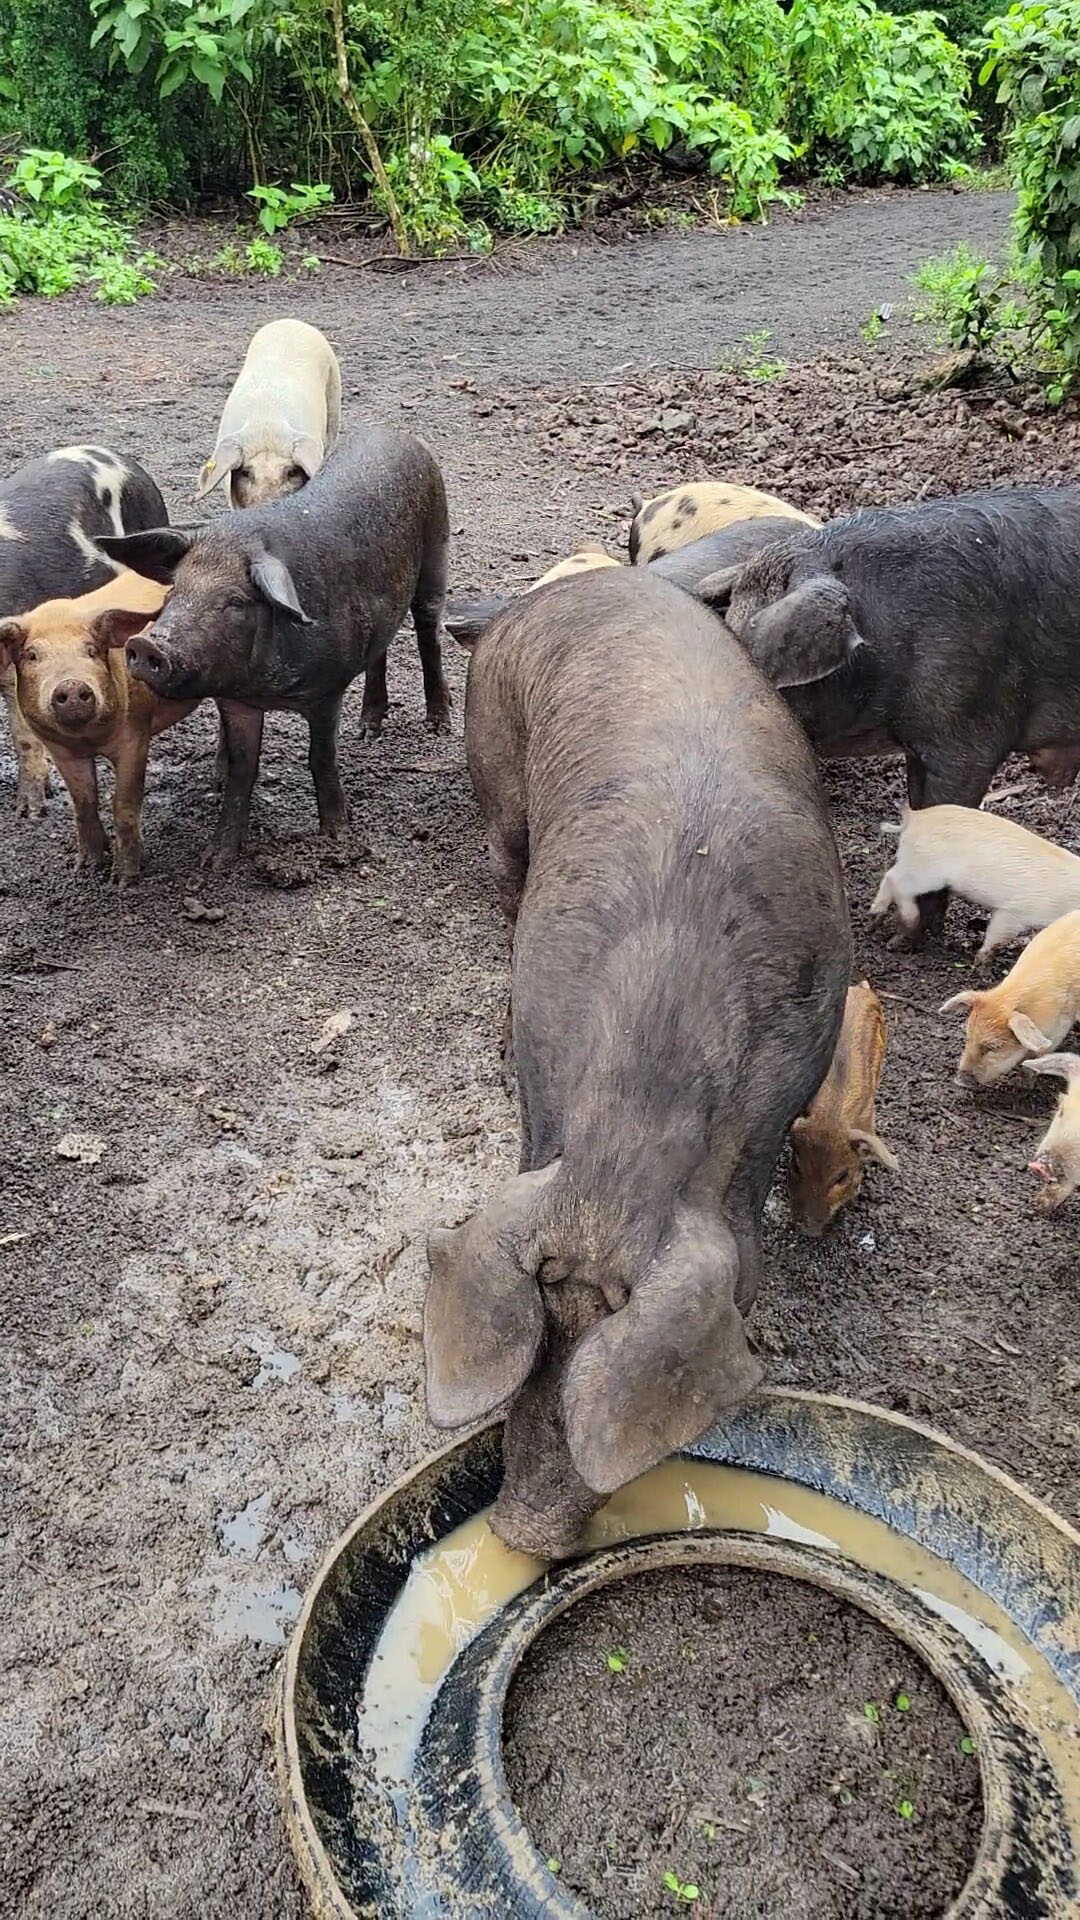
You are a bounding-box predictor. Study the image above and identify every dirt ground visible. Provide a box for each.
[2,183,1077,1920]
[504,1565,982,1918]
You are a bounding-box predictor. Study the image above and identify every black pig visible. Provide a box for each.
[699,488,1080,937]
[648,515,808,597]
[99,429,449,869]
[424,568,851,1558]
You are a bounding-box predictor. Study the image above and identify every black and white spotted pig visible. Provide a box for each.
[0,446,168,816]
[628,481,817,566]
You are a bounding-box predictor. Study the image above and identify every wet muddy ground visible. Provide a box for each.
[505,1565,982,1918]
[1,184,1076,1918]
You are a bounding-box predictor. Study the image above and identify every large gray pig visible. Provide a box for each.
[424,568,851,1558]
[99,429,449,869]
[697,488,1080,937]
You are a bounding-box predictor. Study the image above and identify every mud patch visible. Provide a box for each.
[504,1565,983,1919]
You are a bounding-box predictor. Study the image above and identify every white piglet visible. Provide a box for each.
[871,804,1080,959]
[197,318,342,509]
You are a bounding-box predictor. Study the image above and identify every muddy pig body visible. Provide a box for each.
[99,428,450,869]
[0,445,167,818]
[788,980,898,1236]
[424,568,851,1558]
[702,489,1080,939]
[0,572,193,882]
[649,516,813,598]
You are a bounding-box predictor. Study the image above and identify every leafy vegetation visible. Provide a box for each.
[914,0,1080,399]
[0,0,983,256]
[0,147,156,303]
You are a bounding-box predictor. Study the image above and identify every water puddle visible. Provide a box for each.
[358,1457,1080,1826]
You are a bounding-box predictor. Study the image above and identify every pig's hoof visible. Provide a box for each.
[358,711,388,744]
[203,841,239,875]
[14,778,47,821]
[887,928,923,952]
[425,705,453,736]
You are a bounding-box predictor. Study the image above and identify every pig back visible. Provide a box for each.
[792,488,1080,750]
[476,568,851,1201]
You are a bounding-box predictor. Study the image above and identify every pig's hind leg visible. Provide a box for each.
[412,539,451,735]
[207,700,264,871]
[307,695,348,838]
[359,651,389,741]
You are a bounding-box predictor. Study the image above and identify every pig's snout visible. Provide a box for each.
[126,630,172,686]
[50,678,98,728]
[954,1068,980,1091]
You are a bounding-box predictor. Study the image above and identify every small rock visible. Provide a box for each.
[54,1132,105,1165]
[182,895,226,924]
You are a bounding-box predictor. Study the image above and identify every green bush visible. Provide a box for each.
[0,0,982,249]
[980,0,1080,390]
[0,146,157,302]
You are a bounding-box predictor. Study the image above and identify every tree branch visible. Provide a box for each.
[327,0,409,257]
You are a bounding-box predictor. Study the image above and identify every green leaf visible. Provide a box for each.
[606,1647,629,1673]
[158,62,188,98]
[863,1702,880,1723]
[894,1692,911,1712]
[959,1735,976,1756]
[896,1800,915,1820]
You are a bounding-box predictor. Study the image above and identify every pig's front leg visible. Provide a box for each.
[111,733,151,887]
[212,703,230,794]
[307,696,347,838]
[894,751,998,949]
[3,674,50,819]
[207,700,264,871]
[48,742,107,873]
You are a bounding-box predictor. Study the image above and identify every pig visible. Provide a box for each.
[699,489,1080,942]
[99,429,449,869]
[627,481,817,565]
[0,445,168,817]
[940,910,1080,1088]
[788,981,898,1237]
[443,545,621,647]
[649,516,821,600]
[196,319,341,509]
[0,573,196,883]
[423,567,851,1558]
[1023,1053,1080,1211]
[871,804,1080,960]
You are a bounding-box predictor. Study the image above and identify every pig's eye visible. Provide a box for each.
[23,648,38,663]
[829,1172,851,1196]
[224,594,248,611]
[287,464,306,484]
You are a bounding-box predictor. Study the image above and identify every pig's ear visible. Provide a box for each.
[196,436,243,499]
[1008,1011,1053,1052]
[739,577,861,690]
[97,529,193,583]
[1022,1052,1080,1085]
[695,565,741,611]
[290,433,322,480]
[250,552,312,625]
[939,990,980,1015]
[0,619,26,667]
[849,1127,900,1173]
[89,608,155,651]
[444,595,509,650]
[562,1210,763,1496]
[423,1164,559,1428]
